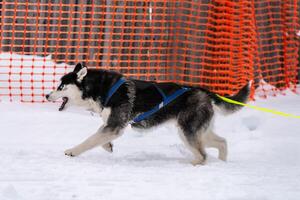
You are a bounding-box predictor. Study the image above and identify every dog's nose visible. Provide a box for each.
[45,94,50,100]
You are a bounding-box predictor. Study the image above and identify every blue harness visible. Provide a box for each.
[103,78,127,106]
[104,78,191,124]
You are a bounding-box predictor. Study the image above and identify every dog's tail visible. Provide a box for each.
[210,81,252,115]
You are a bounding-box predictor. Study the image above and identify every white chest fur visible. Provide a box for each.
[100,108,111,125]
[86,99,103,113]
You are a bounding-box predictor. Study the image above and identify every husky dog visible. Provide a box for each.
[46,63,250,165]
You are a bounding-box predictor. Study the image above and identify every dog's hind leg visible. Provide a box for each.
[189,137,207,166]
[177,97,214,165]
[179,122,206,165]
[64,126,123,157]
[203,130,227,161]
[177,127,207,165]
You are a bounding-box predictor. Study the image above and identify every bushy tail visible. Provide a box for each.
[211,81,252,115]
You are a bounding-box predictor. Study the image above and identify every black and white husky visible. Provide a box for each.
[46,63,250,165]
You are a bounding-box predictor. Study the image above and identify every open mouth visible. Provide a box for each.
[59,97,69,111]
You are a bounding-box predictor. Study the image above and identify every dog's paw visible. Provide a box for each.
[64,148,80,157]
[191,158,206,166]
[102,142,113,153]
[219,154,227,162]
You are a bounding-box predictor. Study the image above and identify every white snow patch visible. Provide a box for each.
[241,115,261,131]
[1,185,23,200]
[1,93,300,200]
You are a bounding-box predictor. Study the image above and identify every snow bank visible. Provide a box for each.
[0,93,300,200]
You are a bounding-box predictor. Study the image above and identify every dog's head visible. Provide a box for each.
[45,63,87,111]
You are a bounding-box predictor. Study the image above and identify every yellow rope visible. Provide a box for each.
[216,94,300,119]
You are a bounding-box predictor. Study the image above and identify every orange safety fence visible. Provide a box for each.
[0,0,299,102]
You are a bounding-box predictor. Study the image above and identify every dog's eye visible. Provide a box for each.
[57,84,65,91]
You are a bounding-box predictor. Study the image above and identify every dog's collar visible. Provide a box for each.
[103,77,126,106]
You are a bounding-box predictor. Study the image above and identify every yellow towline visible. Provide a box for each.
[216,94,300,119]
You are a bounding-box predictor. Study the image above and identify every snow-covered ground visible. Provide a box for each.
[1,51,300,199]
[1,91,300,200]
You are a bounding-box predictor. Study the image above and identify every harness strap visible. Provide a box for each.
[216,94,300,119]
[103,78,191,123]
[131,87,191,124]
[104,77,126,106]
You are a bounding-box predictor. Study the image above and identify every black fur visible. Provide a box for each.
[53,63,250,163]
[58,65,250,131]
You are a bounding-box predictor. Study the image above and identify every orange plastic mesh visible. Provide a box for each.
[0,0,298,102]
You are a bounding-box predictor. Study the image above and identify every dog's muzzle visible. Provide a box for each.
[45,92,69,111]
[45,92,56,102]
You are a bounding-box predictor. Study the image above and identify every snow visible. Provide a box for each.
[1,52,300,199]
[1,92,300,200]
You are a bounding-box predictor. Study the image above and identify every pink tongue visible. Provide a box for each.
[59,97,69,111]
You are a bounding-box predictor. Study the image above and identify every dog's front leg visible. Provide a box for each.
[97,125,114,153]
[64,126,123,157]
[102,142,113,153]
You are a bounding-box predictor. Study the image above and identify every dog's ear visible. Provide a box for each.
[74,63,87,81]
[77,67,88,81]
[73,63,83,73]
